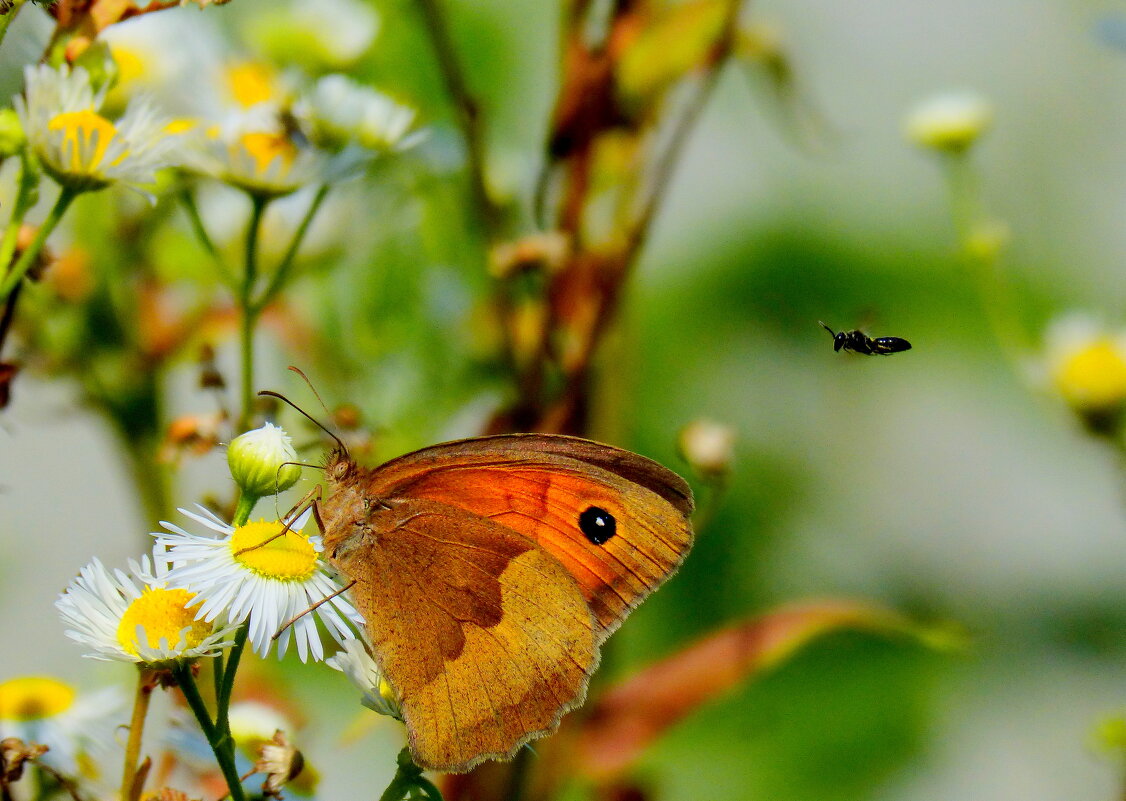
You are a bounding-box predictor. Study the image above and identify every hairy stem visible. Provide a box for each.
[237,196,268,433]
[175,662,246,801]
[120,669,154,801]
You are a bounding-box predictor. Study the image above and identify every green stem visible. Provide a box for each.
[178,186,236,288]
[0,154,39,276]
[253,183,330,314]
[0,185,76,300]
[379,748,444,801]
[233,492,258,527]
[174,662,247,801]
[237,195,269,433]
[120,669,154,801]
[216,626,248,729]
[0,0,27,51]
[942,153,1028,367]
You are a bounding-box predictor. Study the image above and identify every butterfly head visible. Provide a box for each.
[324,447,358,484]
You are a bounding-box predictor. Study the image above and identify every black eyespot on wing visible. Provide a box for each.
[579,506,616,545]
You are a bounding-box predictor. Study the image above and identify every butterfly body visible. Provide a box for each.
[318,434,694,773]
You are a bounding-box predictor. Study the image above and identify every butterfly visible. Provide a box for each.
[317,433,694,773]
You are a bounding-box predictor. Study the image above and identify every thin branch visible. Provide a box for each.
[414,0,504,238]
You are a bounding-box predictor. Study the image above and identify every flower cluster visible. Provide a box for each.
[29,423,401,801]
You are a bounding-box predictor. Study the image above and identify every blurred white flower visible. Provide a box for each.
[15,64,180,192]
[905,91,992,153]
[294,74,421,155]
[0,677,123,777]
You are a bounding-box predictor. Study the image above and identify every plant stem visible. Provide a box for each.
[237,195,268,433]
[0,154,39,278]
[216,626,248,729]
[0,185,76,300]
[413,0,503,238]
[233,492,257,528]
[253,184,329,313]
[0,0,27,51]
[174,662,247,801]
[120,669,154,801]
[178,186,236,288]
[378,748,444,801]
[942,152,1028,366]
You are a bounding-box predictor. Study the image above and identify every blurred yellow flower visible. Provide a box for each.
[1043,314,1126,432]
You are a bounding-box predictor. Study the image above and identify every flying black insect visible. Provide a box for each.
[819,322,912,355]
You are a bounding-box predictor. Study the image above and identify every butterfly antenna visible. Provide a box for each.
[288,366,334,419]
[258,389,349,456]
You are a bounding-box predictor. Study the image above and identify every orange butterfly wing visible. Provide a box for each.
[331,498,596,772]
[358,434,695,642]
[320,434,694,772]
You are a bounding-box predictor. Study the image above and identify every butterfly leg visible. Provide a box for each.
[233,483,323,557]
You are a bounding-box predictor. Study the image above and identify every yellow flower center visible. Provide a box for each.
[230,520,317,581]
[115,588,211,657]
[164,118,198,136]
[48,110,124,173]
[238,132,298,175]
[1054,339,1126,410]
[225,61,279,108]
[0,677,76,721]
[110,46,146,87]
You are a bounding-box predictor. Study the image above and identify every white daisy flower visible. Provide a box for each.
[184,107,325,199]
[326,638,401,720]
[15,64,180,192]
[55,556,239,666]
[154,506,364,662]
[294,74,422,155]
[0,677,124,776]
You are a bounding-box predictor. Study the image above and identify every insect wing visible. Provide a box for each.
[337,498,596,772]
[873,336,912,354]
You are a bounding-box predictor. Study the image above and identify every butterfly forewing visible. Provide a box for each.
[356,435,695,640]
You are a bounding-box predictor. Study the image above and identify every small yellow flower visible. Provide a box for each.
[15,64,179,192]
[186,110,324,198]
[905,92,992,154]
[56,557,238,667]
[1043,314,1126,432]
[0,677,123,776]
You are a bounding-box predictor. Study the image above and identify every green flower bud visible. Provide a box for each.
[228,423,302,497]
[0,109,27,157]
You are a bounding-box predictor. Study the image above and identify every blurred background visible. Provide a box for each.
[5,0,1126,799]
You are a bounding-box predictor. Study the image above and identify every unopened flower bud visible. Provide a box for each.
[905,92,992,154]
[227,423,302,497]
[678,419,736,479]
